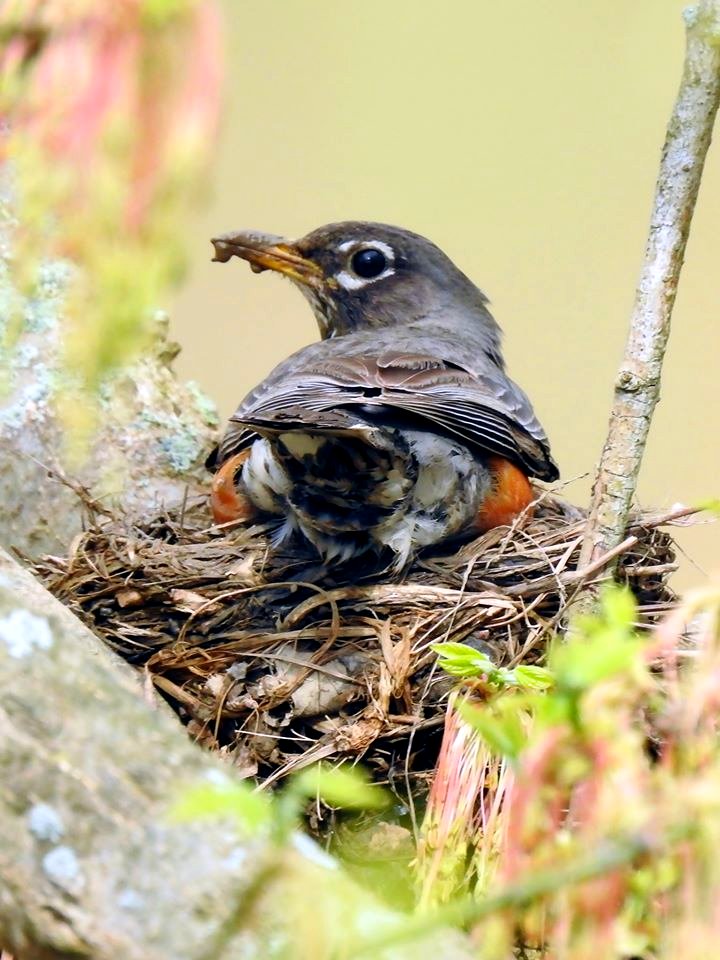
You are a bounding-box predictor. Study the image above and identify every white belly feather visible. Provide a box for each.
[240,429,489,567]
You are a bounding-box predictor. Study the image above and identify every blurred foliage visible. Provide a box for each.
[171,762,388,845]
[0,0,222,403]
[412,584,720,959]
[171,771,272,837]
[169,584,720,957]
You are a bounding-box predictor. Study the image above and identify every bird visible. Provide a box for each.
[208,221,558,570]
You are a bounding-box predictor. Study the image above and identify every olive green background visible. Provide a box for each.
[172,0,719,587]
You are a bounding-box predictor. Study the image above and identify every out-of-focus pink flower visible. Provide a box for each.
[1,0,222,234]
[0,0,223,381]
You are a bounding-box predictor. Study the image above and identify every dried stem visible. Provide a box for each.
[580,1,720,572]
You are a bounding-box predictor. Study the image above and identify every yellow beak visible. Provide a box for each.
[211,230,324,289]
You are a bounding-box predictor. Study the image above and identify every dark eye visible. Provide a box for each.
[350,247,387,279]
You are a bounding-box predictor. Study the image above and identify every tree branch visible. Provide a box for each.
[579,1,720,571]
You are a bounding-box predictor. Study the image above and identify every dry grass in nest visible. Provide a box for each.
[34,487,688,798]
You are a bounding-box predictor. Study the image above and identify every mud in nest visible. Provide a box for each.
[34,490,686,796]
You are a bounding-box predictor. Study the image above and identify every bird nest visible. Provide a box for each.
[34,488,685,798]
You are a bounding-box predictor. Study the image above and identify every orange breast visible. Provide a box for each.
[210,450,256,524]
[475,456,534,532]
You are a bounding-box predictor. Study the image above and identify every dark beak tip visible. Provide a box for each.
[210,238,233,264]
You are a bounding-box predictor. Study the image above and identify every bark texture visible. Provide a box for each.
[0,546,473,960]
[580,1,720,569]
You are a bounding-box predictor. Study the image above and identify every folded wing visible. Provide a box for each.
[219,351,559,482]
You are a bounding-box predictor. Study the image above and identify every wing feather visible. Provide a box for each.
[219,353,558,482]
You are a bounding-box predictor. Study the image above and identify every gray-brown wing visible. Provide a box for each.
[221,352,558,481]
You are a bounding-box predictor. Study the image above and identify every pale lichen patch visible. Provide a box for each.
[28,803,65,842]
[117,887,145,911]
[42,845,86,896]
[0,608,54,659]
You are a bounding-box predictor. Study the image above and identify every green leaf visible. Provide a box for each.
[602,584,637,630]
[431,642,498,680]
[513,664,554,690]
[141,0,190,27]
[551,585,643,694]
[551,632,642,693]
[293,763,388,811]
[432,642,553,692]
[170,776,272,835]
[699,497,720,517]
[457,700,528,760]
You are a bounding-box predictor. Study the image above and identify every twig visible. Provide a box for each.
[508,504,701,599]
[580,2,720,575]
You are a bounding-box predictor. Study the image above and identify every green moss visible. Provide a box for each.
[157,422,206,474]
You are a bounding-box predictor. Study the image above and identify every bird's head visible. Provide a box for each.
[211,221,499,349]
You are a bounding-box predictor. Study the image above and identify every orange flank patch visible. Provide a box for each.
[210,450,256,525]
[475,456,534,532]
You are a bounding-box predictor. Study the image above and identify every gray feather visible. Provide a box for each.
[220,327,558,482]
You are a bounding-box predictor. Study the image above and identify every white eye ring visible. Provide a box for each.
[335,239,396,290]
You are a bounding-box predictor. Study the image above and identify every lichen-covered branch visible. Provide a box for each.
[580,1,720,570]
[0,547,473,960]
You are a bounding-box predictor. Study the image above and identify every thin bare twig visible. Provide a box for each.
[580,1,720,574]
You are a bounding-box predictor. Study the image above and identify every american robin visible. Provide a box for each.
[209,222,558,569]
